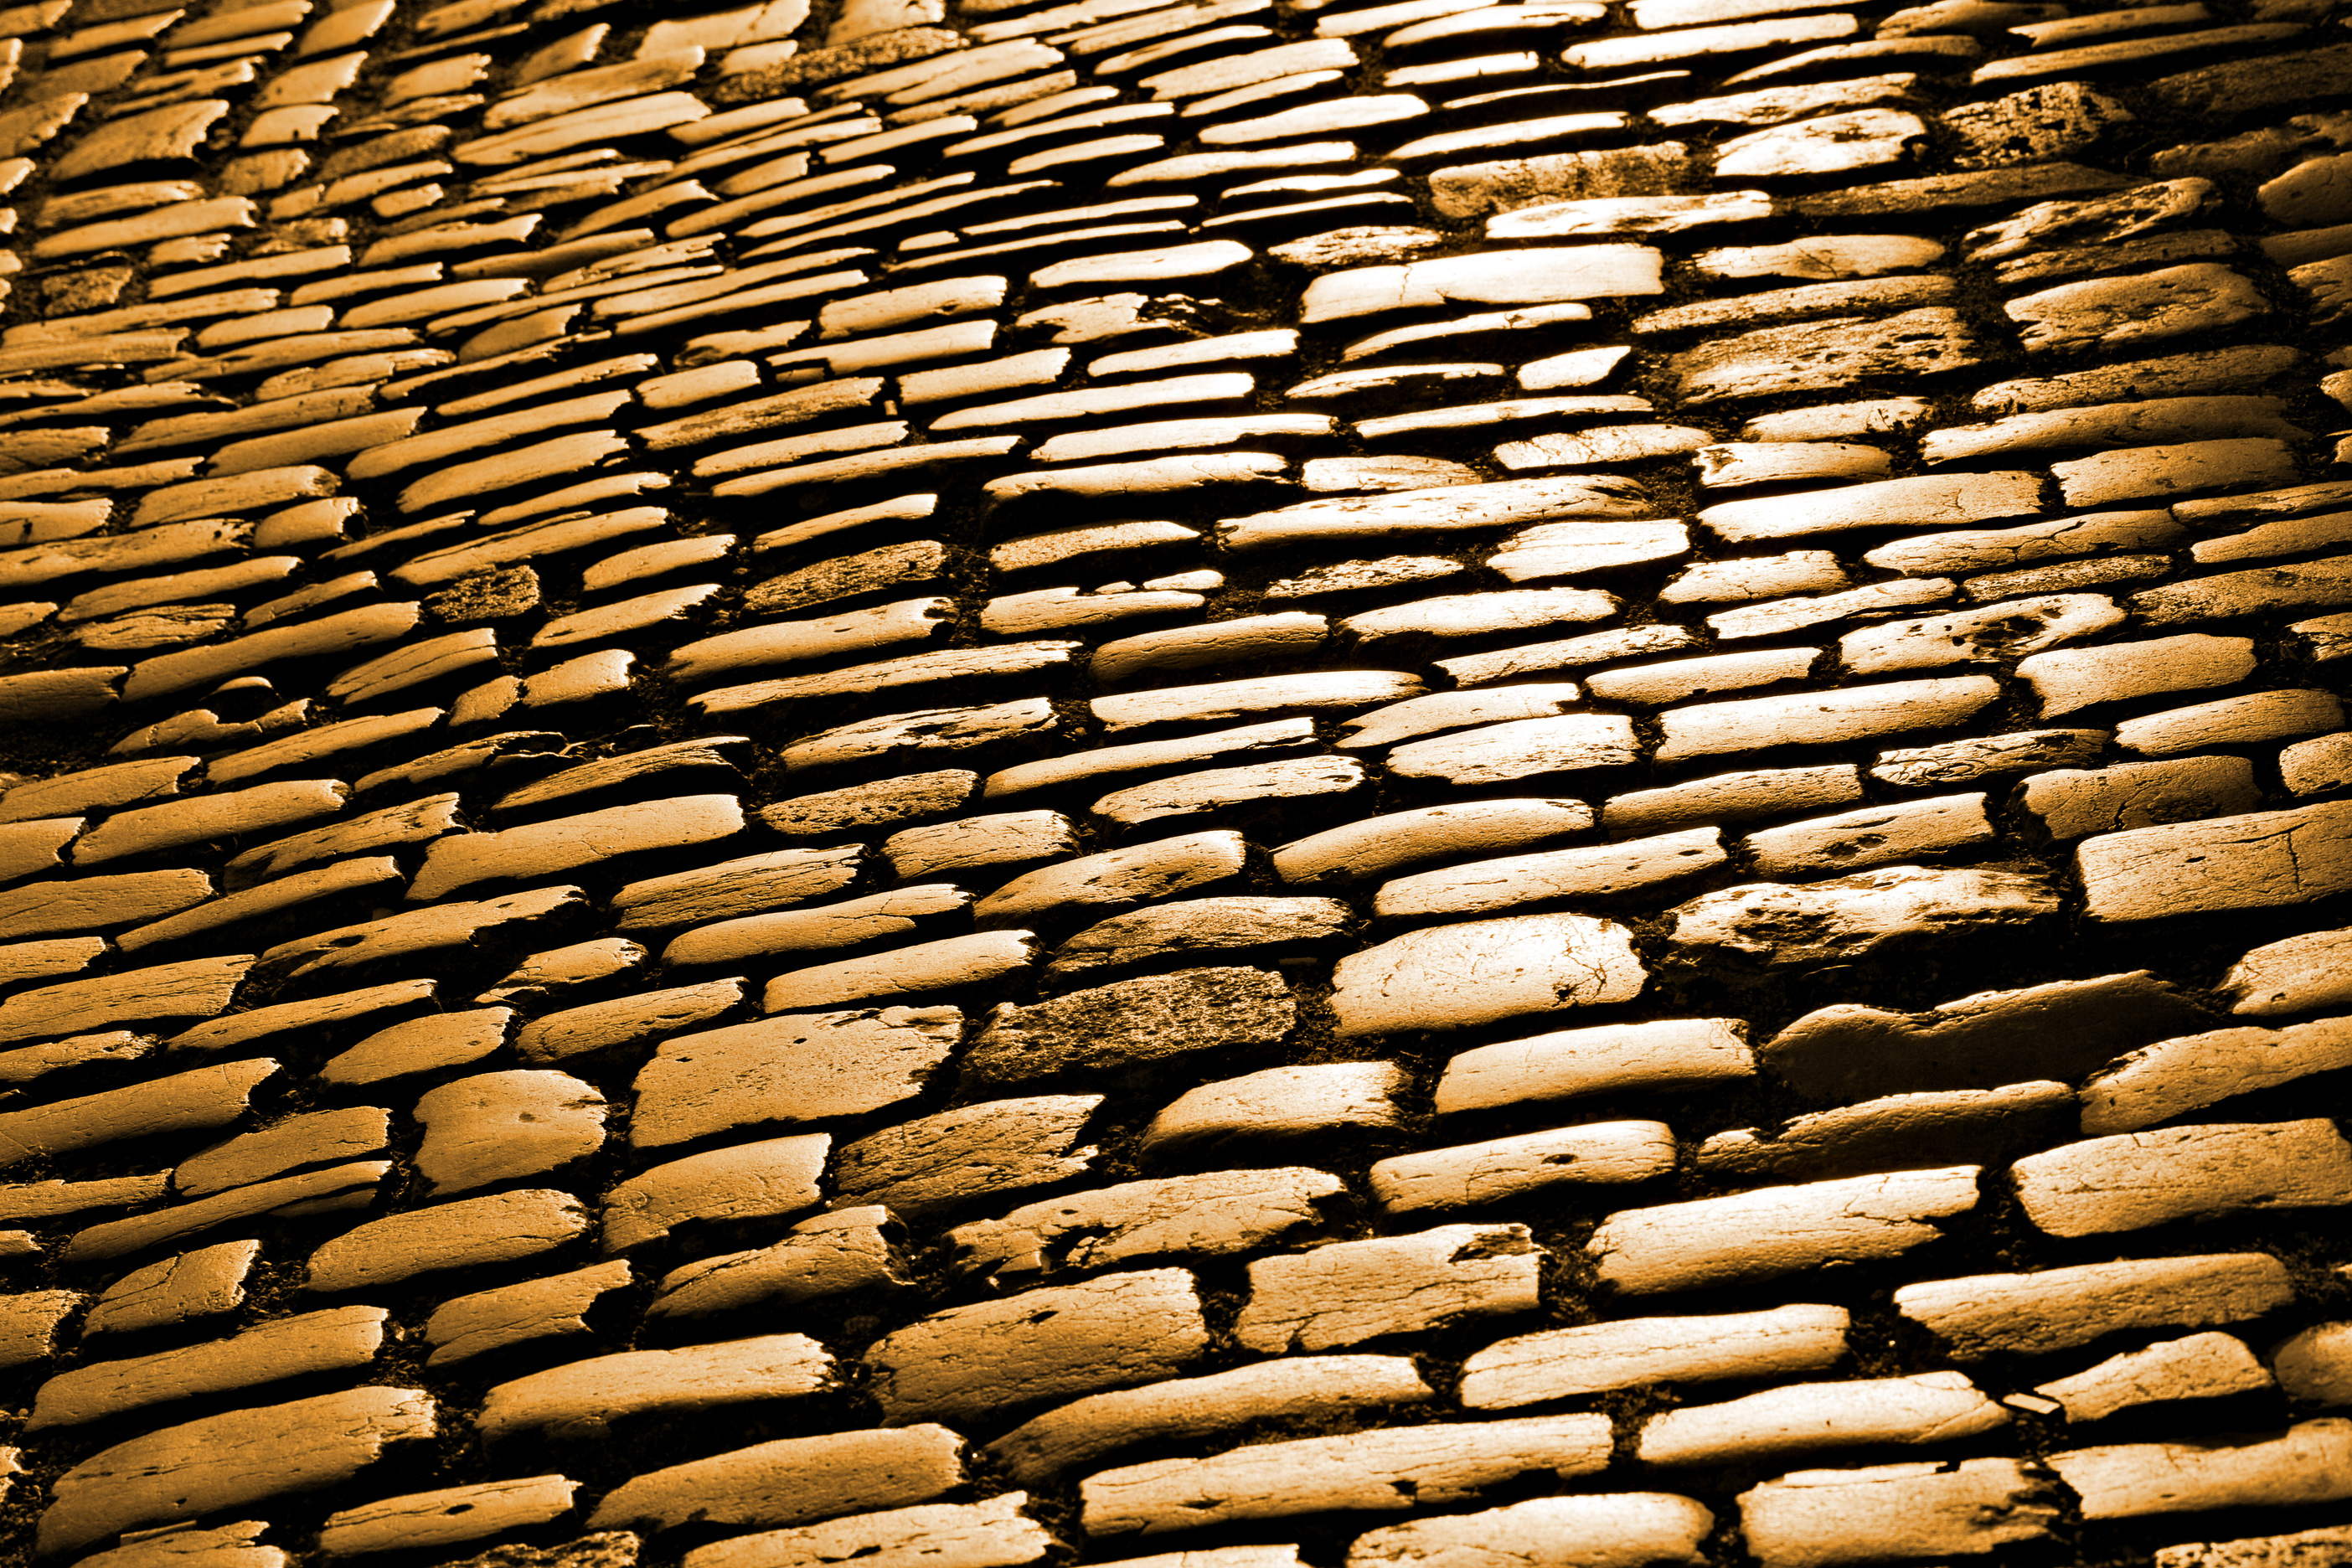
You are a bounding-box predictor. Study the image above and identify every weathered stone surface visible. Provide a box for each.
[1331,912,1645,1035]
[2008,264,2269,355]
[405,1249,622,1372]
[1272,798,1595,885]
[1436,1018,1753,1112]
[2013,1120,2352,1237]
[1234,1224,1541,1353]
[84,1239,257,1338]
[1700,1084,2074,1183]
[1140,1062,1405,1161]
[1386,714,1638,784]
[2081,1018,2352,1134]
[1736,1458,2061,1568]
[1345,1495,1714,1568]
[1375,828,1724,919]
[1760,969,2214,1102]
[1460,1303,1849,1409]
[1637,1372,2004,1466]
[2153,1526,2352,1568]
[0,1290,83,1374]
[2023,756,2262,841]
[1658,677,2000,759]
[29,1305,387,1430]
[478,1333,835,1446]
[1743,796,1991,877]
[1700,472,2039,545]
[64,1163,388,1266]
[0,1059,276,1169]
[650,1208,910,1322]
[1369,1120,1677,1213]
[2079,803,2352,921]
[682,1493,1054,1568]
[1666,308,1983,404]
[1603,766,1862,837]
[407,795,744,902]
[762,930,1041,1012]
[833,1096,1099,1219]
[1872,729,2107,787]
[1588,1166,1979,1293]
[318,1477,584,1560]
[2224,926,2352,1018]
[1896,1253,2295,1359]
[963,967,1291,1084]
[1666,866,2060,969]
[632,1008,957,1146]
[38,1388,436,1557]
[2037,1331,2272,1423]
[516,979,748,1063]
[2053,1420,2352,1519]
[602,1135,828,1251]
[0,952,255,1045]
[989,1355,1433,1486]
[950,1168,1344,1279]
[414,1070,606,1197]
[321,1010,514,1087]
[866,1268,1206,1425]
[587,1426,967,1536]
[1839,594,2122,673]
[972,830,1246,926]
[308,1189,590,1292]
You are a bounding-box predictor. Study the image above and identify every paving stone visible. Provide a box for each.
[0,952,255,1046]
[2007,264,2269,356]
[2119,689,2344,757]
[2013,1120,2352,1237]
[413,1070,606,1197]
[1276,798,1596,885]
[64,1163,389,1266]
[601,1134,829,1252]
[762,931,1042,1013]
[1638,1371,2004,1466]
[307,1189,590,1292]
[833,1095,1099,1219]
[84,1238,256,1338]
[71,777,348,867]
[2053,1420,2352,1519]
[1079,1415,1613,1535]
[0,1057,275,1169]
[1760,969,2215,1102]
[2036,1330,2272,1423]
[29,1303,386,1431]
[1140,1061,1405,1162]
[1331,911,1646,1036]
[1436,1017,1755,1112]
[950,1167,1344,1279]
[662,884,970,970]
[69,1519,292,1568]
[1221,476,1648,554]
[2153,1526,2352,1568]
[1602,765,1862,838]
[478,1332,834,1447]
[2223,926,2352,1018]
[423,1260,634,1367]
[1347,1495,1713,1568]
[2024,756,2263,841]
[868,1267,1205,1426]
[405,794,742,903]
[1235,1224,1541,1353]
[2078,802,2352,921]
[682,1493,1053,1568]
[1373,827,1724,920]
[651,1206,911,1322]
[972,829,1247,927]
[1665,865,2059,969]
[1736,1458,2061,1568]
[990,1354,1431,1486]
[37,1387,434,1555]
[1587,1165,1979,1293]
[760,771,977,837]
[1871,728,2107,787]
[2133,555,2352,627]
[176,1106,391,1199]
[2272,1319,2352,1406]
[0,1289,85,1374]
[1741,795,1991,877]
[318,1476,584,1560]
[1699,472,2040,544]
[965,967,1291,1084]
[1895,1253,2297,1359]
[1369,1120,1675,1214]
[587,1426,967,1536]
[1666,308,1983,404]
[633,1007,958,1146]
[320,1010,513,1087]
[1839,593,2122,673]
[1455,1299,1844,1410]
[1095,672,1425,734]
[1700,1083,2074,1182]
[0,756,195,825]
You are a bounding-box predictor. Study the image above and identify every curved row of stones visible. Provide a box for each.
[0,0,2350,1563]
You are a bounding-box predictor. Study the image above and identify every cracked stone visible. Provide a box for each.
[601,1134,828,1251]
[1369,1120,1677,1213]
[1460,1302,1848,1408]
[2052,1420,2352,1519]
[964,967,1292,1085]
[833,1095,1099,1220]
[1332,911,1646,1036]
[1896,1252,2296,1359]
[2013,1119,2352,1237]
[1664,865,2059,969]
[1736,1459,2061,1568]
[2037,1331,2272,1423]
[1346,1496,1713,1568]
[2223,926,2352,1018]
[1235,1224,1542,1353]
[423,1260,634,1367]
[2078,802,2352,920]
[2022,756,2262,841]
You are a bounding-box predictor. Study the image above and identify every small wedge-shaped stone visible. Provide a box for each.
[2223,926,2352,1018]
[1461,1302,1848,1409]
[1638,1372,2004,1466]
[28,1304,385,1430]
[2052,1420,2352,1519]
[587,1426,967,1535]
[1588,1166,1979,1293]
[478,1333,834,1445]
[2012,1120,2352,1238]
[1081,1415,1612,1535]
[408,795,742,902]
[866,1268,1207,1425]
[1896,1252,2294,1359]
[307,1189,590,1292]
[949,1167,1344,1278]
[1736,1458,2061,1568]
[38,1388,436,1558]
[1666,865,2058,968]
[1235,1224,1542,1353]
[990,1355,1432,1486]
[83,1239,256,1338]
[1332,912,1645,1036]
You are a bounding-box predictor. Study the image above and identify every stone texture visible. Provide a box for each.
[1736,1459,2061,1567]
[601,1135,828,1251]
[833,1096,1099,1219]
[632,1008,959,1145]
[1436,1018,1754,1112]
[2013,1120,2352,1237]
[950,1167,1344,1279]
[1666,866,2060,969]
[1588,1166,1979,1293]
[1233,1224,1542,1352]
[414,1070,606,1196]
[963,967,1292,1084]
[1345,1496,1713,1568]
[477,1333,835,1445]
[1460,1303,1849,1409]
[1896,1253,2296,1359]
[1636,1372,2005,1466]
[1369,1120,1678,1212]
[1330,912,1646,1035]
[2036,1331,2272,1423]
[2053,1421,2352,1519]
[2224,926,2352,1017]
[2079,803,2352,921]
[588,1426,967,1536]
[2081,1018,2352,1134]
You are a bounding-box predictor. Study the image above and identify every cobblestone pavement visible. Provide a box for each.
[0,0,2349,1563]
